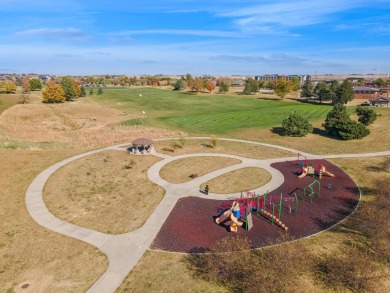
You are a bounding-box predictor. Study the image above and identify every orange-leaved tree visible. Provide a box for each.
[205,80,216,93]
[42,81,65,103]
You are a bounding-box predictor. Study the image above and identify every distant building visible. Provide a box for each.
[353,86,380,99]
[255,74,310,85]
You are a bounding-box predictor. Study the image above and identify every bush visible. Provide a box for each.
[356,106,377,125]
[172,79,185,91]
[335,119,370,140]
[324,104,370,140]
[282,113,313,136]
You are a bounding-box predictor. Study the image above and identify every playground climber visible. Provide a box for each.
[215,201,243,232]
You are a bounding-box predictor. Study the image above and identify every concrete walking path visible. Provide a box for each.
[25,137,390,292]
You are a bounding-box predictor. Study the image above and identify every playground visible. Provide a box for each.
[24,137,376,292]
[151,159,360,252]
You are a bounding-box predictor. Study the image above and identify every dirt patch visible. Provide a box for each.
[159,156,241,184]
[44,150,164,234]
[151,160,360,252]
[200,167,271,194]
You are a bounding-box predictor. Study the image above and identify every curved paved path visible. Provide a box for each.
[25,137,390,292]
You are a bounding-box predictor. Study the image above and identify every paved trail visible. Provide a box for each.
[25,138,390,292]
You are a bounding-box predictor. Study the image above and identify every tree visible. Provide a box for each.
[21,79,31,93]
[80,86,87,97]
[205,80,216,93]
[89,88,94,95]
[329,80,340,103]
[191,78,203,92]
[5,80,17,93]
[29,78,42,91]
[282,113,313,136]
[324,104,350,136]
[335,119,370,140]
[243,78,258,94]
[60,77,78,101]
[290,76,301,92]
[42,81,65,103]
[324,104,370,140]
[301,79,314,98]
[172,79,185,91]
[218,79,230,93]
[373,78,388,88]
[71,79,81,97]
[97,88,103,95]
[314,83,333,104]
[274,77,292,99]
[356,106,377,125]
[184,73,193,89]
[335,80,354,104]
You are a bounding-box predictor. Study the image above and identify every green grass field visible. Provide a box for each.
[91,87,342,134]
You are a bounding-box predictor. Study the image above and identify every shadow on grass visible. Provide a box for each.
[365,166,382,172]
[270,127,286,136]
[312,128,342,141]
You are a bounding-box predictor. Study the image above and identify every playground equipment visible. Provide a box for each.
[298,165,335,179]
[215,201,244,232]
[216,190,292,232]
[303,180,321,203]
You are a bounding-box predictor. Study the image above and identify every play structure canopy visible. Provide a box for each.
[131,138,154,147]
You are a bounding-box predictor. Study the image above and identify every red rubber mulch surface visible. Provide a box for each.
[150,160,360,253]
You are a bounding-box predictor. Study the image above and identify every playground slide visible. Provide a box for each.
[229,214,243,227]
[323,170,335,177]
[298,168,308,179]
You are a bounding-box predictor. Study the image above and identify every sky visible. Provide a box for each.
[1,0,390,76]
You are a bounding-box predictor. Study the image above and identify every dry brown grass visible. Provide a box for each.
[0,149,108,293]
[115,251,228,293]
[159,156,241,184]
[44,150,164,234]
[200,167,271,194]
[0,95,179,150]
[155,138,294,159]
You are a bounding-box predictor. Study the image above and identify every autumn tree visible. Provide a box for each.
[5,80,16,93]
[274,77,292,99]
[71,79,81,97]
[21,79,31,93]
[60,77,78,101]
[205,80,216,92]
[29,78,42,91]
[191,78,203,92]
[42,81,65,103]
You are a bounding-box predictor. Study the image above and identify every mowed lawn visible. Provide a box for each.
[90,87,336,134]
